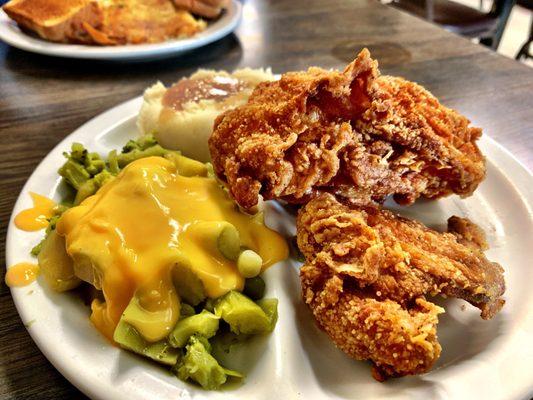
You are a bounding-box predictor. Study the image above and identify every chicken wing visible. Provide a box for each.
[209,49,485,210]
[297,193,505,379]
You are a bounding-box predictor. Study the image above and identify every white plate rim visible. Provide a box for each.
[5,95,533,400]
[0,0,242,60]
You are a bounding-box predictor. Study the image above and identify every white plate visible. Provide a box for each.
[0,1,241,61]
[6,96,533,400]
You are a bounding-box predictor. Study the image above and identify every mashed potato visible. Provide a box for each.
[137,68,275,162]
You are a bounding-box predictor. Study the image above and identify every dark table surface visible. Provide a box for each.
[1,0,532,399]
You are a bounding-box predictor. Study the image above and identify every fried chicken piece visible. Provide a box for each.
[209,49,485,211]
[447,215,488,250]
[351,76,485,205]
[301,267,443,380]
[297,193,505,379]
[209,49,377,210]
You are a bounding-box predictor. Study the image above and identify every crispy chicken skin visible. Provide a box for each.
[354,76,485,205]
[297,193,505,379]
[209,49,378,210]
[209,49,485,210]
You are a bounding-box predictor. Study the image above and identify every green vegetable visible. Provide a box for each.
[257,298,278,332]
[84,152,106,175]
[114,320,179,366]
[30,241,43,257]
[217,225,241,261]
[38,230,81,292]
[179,303,196,319]
[237,250,262,278]
[116,145,169,168]
[203,298,215,313]
[107,150,120,174]
[205,162,216,179]
[243,276,266,300]
[31,205,70,256]
[214,291,272,335]
[57,136,180,198]
[168,310,220,348]
[222,367,243,379]
[164,153,207,177]
[123,135,158,153]
[94,169,114,186]
[74,170,114,205]
[121,295,181,342]
[34,135,283,391]
[172,257,206,306]
[193,335,212,353]
[74,179,97,205]
[70,143,87,161]
[58,159,91,190]
[174,336,227,390]
[211,331,250,357]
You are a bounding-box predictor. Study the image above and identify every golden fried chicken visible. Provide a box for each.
[297,193,505,379]
[209,49,485,210]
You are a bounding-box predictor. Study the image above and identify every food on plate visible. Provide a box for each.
[38,230,81,292]
[11,137,288,390]
[173,0,229,18]
[7,57,507,388]
[297,193,505,380]
[2,0,103,43]
[137,68,275,162]
[209,49,485,210]
[2,0,211,45]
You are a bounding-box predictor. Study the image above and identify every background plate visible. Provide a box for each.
[5,96,533,400]
[0,0,241,61]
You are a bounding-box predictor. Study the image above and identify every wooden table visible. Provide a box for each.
[0,0,532,398]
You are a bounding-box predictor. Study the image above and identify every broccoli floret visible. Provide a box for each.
[30,204,69,256]
[123,135,158,153]
[58,159,91,190]
[174,336,227,390]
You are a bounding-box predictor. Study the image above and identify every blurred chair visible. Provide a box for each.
[515,0,532,59]
[389,0,516,49]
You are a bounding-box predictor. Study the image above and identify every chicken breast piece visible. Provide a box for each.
[209,49,485,211]
[297,193,505,379]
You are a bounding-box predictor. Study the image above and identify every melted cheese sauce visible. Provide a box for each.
[56,156,287,342]
[5,262,40,287]
[15,192,55,231]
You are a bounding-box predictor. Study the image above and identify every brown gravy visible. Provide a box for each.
[162,76,246,111]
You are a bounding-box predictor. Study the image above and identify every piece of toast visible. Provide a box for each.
[2,0,103,43]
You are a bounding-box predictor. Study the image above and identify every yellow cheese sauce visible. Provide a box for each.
[14,192,55,231]
[5,262,40,287]
[56,156,288,342]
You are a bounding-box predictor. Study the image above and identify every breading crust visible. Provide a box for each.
[297,193,505,378]
[209,50,485,210]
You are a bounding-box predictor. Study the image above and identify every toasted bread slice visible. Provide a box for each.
[2,0,103,43]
